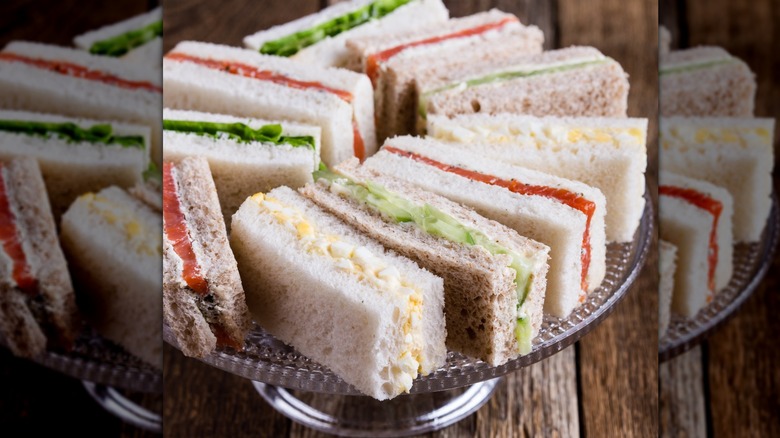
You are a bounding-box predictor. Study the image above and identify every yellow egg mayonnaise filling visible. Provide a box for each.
[79,192,160,257]
[251,193,424,391]
[434,122,644,148]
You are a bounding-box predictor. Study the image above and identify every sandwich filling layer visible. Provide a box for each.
[0,166,37,296]
[315,170,536,353]
[0,120,145,149]
[659,54,737,76]
[89,20,163,57]
[659,185,722,298]
[163,162,241,350]
[384,145,595,296]
[418,57,611,118]
[250,192,424,392]
[162,120,316,150]
[432,120,645,147]
[365,16,518,85]
[165,52,365,160]
[0,52,162,93]
[258,0,413,57]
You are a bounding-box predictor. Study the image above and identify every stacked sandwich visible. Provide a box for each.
[0,9,164,368]
[163,0,647,400]
[658,36,775,335]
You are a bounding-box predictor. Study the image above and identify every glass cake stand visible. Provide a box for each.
[658,194,780,362]
[165,193,654,437]
[28,330,162,432]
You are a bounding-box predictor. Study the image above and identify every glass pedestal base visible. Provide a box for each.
[82,381,162,433]
[252,377,502,437]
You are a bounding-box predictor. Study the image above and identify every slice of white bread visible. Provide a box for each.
[659,172,733,318]
[362,136,606,318]
[73,7,161,67]
[0,157,79,358]
[660,47,756,117]
[60,186,162,368]
[660,117,774,242]
[163,108,321,222]
[347,10,543,142]
[0,41,162,165]
[163,157,250,359]
[0,110,149,218]
[243,0,449,68]
[428,113,648,243]
[416,46,629,132]
[230,186,447,400]
[658,240,677,338]
[163,41,375,166]
[301,160,550,366]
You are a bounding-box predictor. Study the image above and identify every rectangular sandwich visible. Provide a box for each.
[230,186,447,400]
[0,157,79,358]
[660,47,756,116]
[344,9,543,141]
[301,160,550,365]
[659,172,734,318]
[60,186,162,368]
[362,136,606,318]
[163,108,321,221]
[163,41,376,166]
[163,157,251,358]
[0,41,162,165]
[659,240,677,338]
[74,6,162,68]
[660,117,774,242]
[0,110,150,217]
[415,46,629,133]
[244,0,449,68]
[427,113,648,243]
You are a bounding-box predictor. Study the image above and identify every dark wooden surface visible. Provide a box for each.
[162,1,659,437]
[659,0,780,436]
[0,1,160,436]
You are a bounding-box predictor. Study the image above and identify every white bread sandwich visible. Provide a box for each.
[301,160,550,365]
[0,157,79,358]
[163,157,251,358]
[415,46,629,133]
[163,41,376,166]
[658,240,677,338]
[0,110,150,218]
[230,186,447,400]
[344,10,543,141]
[0,41,162,165]
[361,136,606,318]
[243,0,449,68]
[73,7,162,68]
[60,186,162,368]
[659,172,733,318]
[163,108,321,221]
[660,47,756,116]
[660,117,774,242]
[428,113,648,243]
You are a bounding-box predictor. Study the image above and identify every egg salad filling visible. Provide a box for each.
[431,120,645,149]
[79,192,161,257]
[314,170,537,355]
[661,121,774,149]
[251,193,424,392]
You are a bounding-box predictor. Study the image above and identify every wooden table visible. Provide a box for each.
[659,1,780,436]
[162,1,659,436]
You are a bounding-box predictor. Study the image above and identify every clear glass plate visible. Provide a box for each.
[658,194,779,361]
[31,329,161,393]
[166,192,654,395]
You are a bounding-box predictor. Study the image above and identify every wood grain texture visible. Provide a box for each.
[659,347,707,438]
[162,1,659,436]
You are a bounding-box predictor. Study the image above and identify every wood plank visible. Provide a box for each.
[659,347,707,437]
[557,0,659,436]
